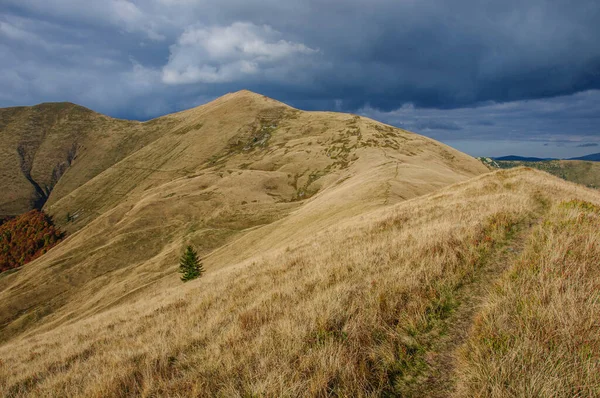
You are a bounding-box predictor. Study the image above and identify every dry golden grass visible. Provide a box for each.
[2,92,599,397]
[1,168,599,397]
[496,159,600,189]
[457,198,600,397]
[0,102,176,217]
[0,90,487,342]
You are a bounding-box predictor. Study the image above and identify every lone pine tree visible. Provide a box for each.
[179,245,204,281]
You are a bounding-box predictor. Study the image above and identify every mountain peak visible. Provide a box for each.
[171,89,293,119]
[219,89,290,107]
[232,89,261,96]
[34,101,93,111]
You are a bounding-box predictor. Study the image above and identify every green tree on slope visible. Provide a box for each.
[179,245,204,282]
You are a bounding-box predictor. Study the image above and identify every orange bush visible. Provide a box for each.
[0,210,64,272]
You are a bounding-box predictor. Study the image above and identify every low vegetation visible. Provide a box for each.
[1,169,598,396]
[1,92,598,397]
[485,159,600,189]
[457,199,600,396]
[0,210,63,273]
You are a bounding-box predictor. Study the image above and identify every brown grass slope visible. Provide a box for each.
[495,159,600,189]
[0,168,598,397]
[456,197,600,397]
[0,90,487,343]
[0,102,177,218]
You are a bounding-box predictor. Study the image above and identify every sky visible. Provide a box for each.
[1,0,599,158]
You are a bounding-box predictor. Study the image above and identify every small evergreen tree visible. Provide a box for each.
[179,245,204,281]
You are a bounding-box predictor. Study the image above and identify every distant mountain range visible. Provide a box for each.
[492,153,600,162]
[570,153,600,161]
[493,156,556,161]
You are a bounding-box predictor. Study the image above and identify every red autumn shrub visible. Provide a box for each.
[0,210,64,272]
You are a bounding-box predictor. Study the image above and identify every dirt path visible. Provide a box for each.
[411,224,534,398]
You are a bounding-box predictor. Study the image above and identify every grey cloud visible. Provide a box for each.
[2,0,600,113]
[359,90,600,143]
[0,0,599,151]
[3,0,167,40]
[415,120,463,131]
[471,120,495,126]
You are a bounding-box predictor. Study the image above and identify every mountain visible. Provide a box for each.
[491,159,600,189]
[569,152,600,161]
[492,153,600,162]
[0,90,488,339]
[1,91,599,396]
[493,155,556,161]
[0,102,178,219]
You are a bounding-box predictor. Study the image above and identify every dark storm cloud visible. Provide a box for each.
[415,120,463,131]
[359,90,600,144]
[471,120,496,127]
[0,0,599,137]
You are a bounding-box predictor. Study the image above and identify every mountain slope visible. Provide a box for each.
[0,102,176,218]
[493,155,555,161]
[0,90,488,343]
[1,168,598,397]
[1,93,599,396]
[569,152,600,161]
[495,159,600,189]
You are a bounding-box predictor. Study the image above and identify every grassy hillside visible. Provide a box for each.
[0,102,176,218]
[0,91,488,343]
[492,159,600,189]
[0,168,598,396]
[458,197,600,396]
[1,93,598,396]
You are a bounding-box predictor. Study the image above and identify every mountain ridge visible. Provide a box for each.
[0,101,174,218]
[0,91,274,218]
[493,155,556,161]
[570,152,600,161]
[492,152,600,162]
[1,91,599,396]
[0,90,488,343]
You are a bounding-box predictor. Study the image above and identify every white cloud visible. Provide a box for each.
[162,22,317,84]
[109,0,165,40]
[127,57,162,88]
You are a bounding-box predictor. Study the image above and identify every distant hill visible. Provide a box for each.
[569,152,600,161]
[492,153,600,162]
[491,159,600,189]
[493,155,556,161]
[0,102,176,219]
